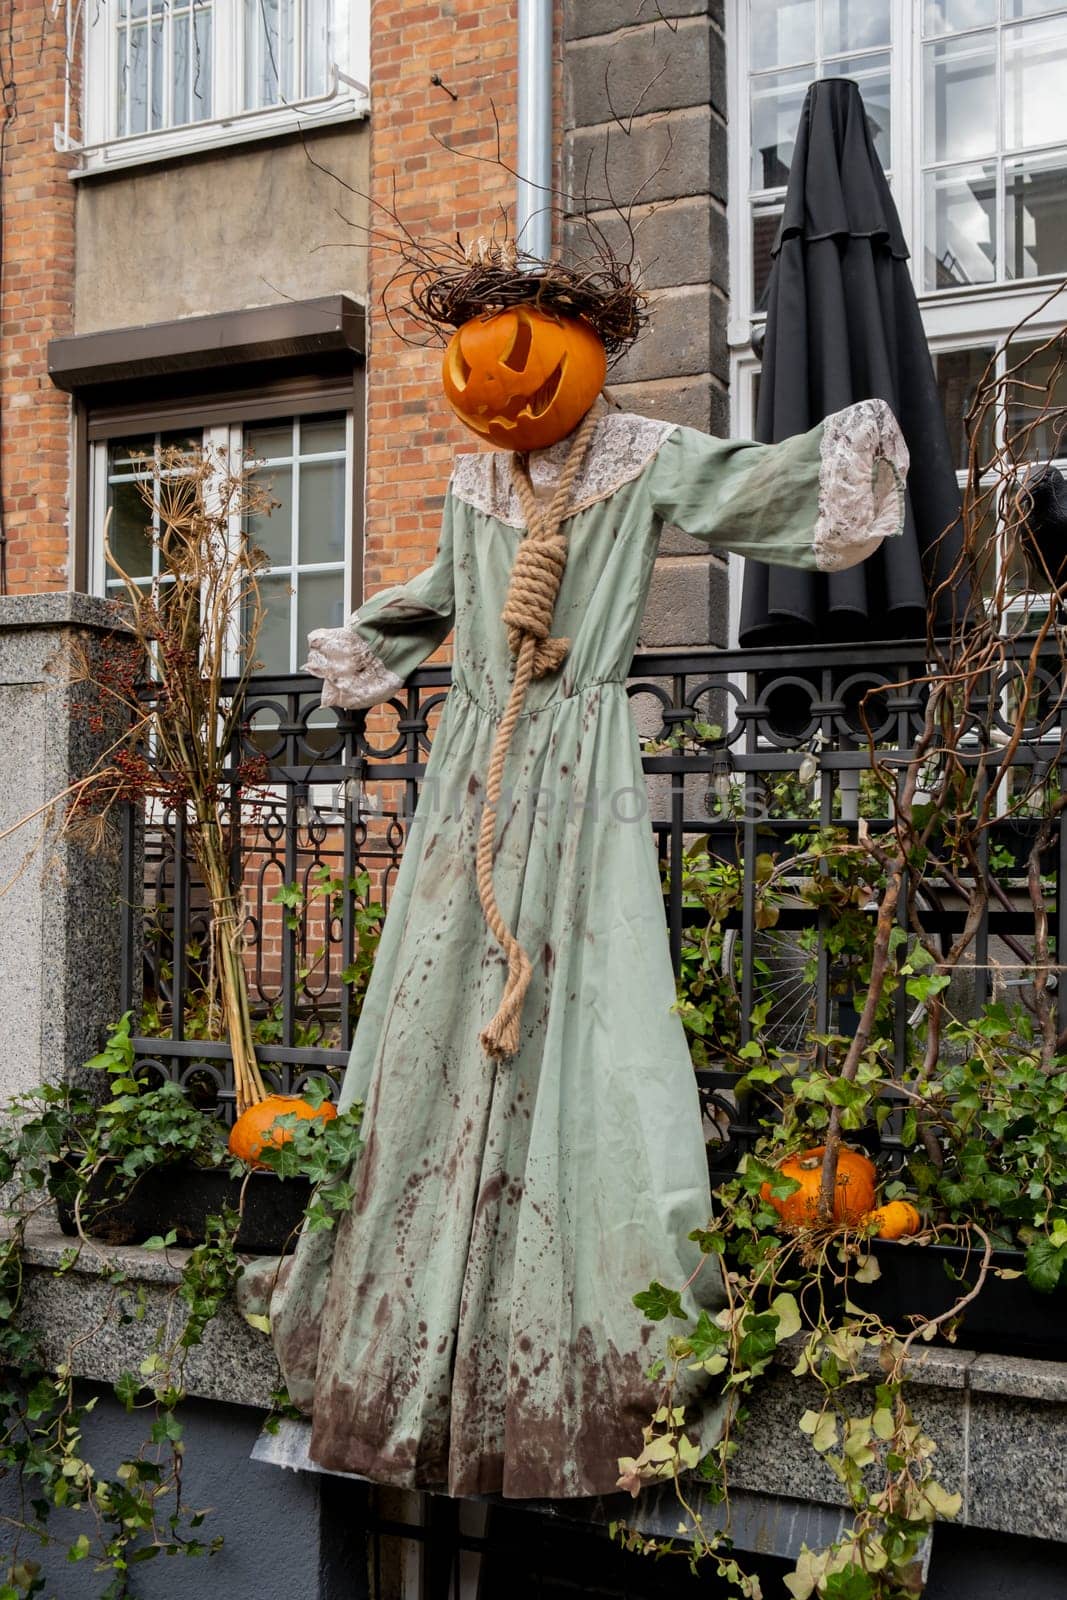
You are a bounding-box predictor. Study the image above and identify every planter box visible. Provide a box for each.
[53,1161,311,1255]
[846,1239,1067,1361]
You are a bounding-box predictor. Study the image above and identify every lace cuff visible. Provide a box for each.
[303,625,404,711]
[812,400,909,573]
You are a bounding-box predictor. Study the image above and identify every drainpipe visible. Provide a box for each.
[516,0,553,262]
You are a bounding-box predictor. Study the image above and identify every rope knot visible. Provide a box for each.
[502,534,570,676]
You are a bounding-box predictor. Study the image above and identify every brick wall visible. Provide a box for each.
[364,1,522,604]
[362,2,730,647]
[1,1,77,594]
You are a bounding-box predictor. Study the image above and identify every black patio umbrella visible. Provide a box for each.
[739,77,966,648]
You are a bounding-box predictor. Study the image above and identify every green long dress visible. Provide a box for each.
[248,401,907,1499]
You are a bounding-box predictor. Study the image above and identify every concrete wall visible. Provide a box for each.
[74,124,370,334]
[0,1383,369,1600]
[0,594,139,1093]
[562,1,730,651]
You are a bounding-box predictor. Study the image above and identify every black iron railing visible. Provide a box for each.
[119,638,1067,1163]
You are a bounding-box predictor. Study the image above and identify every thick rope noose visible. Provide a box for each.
[476,405,601,1061]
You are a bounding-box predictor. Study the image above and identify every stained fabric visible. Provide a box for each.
[740,76,966,647]
[239,403,907,1499]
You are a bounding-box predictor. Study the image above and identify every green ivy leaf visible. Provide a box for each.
[822,1564,877,1600]
[633,1281,689,1322]
[1025,1238,1067,1293]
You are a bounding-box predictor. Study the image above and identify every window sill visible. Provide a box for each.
[70,94,369,181]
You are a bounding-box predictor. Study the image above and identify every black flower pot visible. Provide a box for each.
[52,1160,311,1255]
[842,1239,1067,1361]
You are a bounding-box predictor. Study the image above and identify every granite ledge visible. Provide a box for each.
[12,1227,1067,1541]
[0,591,135,634]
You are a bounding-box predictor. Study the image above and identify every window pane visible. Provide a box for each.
[750,0,814,71]
[1006,336,1067,464]
[174,9,190,124]
[822,52,891,167]
[1004,19,1067,152]
[923,32,996,162]
[934,347,996,470]
[822,0,890,55]
[751,67,809,189]
[301,415,346,455]
[128,22,149,134]
[752,207,782,306]
[1006,153,1067,280]
[150,18,163,128]
[247,463,292,566]
[923,0,996,34]
[923,163,997,289]
[246,421,293,461]
[1005,0,1067,17]
[297,571,345,657]
[107,479,155,578]
[110,435,158,467]
[245,0,281,108]
[250,574,292,674]
[304,0,334,97]
[191,1,212,120]
[298,460,345,563]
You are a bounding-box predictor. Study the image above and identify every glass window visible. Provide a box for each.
[921,7,1067,290]
[242,0,338,111]
[113,0,213,137]
[243,413,348,674]
[934,346,997,469]
[94,411,350,677]
[745,1,893,300]
[81,0,366,170]
[103,431,200,590]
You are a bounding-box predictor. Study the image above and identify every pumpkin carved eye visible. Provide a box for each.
[447,344,472,392]
[500,312,534,372]
[442,306,606,452]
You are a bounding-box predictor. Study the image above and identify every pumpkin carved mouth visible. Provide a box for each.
[442,305,606,452]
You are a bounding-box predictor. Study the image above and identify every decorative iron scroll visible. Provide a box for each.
[122,640,1067,1155]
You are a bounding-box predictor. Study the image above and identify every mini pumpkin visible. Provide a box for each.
[866,1200,921,1240]
[228,1092,337,1166]
[442,305,607,452]
[761,1145,877,1229]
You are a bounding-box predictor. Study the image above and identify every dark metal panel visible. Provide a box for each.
[48,294,366,392]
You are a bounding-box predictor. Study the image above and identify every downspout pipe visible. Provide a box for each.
[516,0,553,263]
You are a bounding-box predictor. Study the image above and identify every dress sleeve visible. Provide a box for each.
[302,493,456,710]
[646,399,908,571]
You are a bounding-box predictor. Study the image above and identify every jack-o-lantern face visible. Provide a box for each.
[442,305,607,452]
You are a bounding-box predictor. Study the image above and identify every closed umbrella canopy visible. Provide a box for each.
[739,76,966,647]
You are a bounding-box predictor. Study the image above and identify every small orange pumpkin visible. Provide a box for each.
[228,1093,337,1166]
[442,305,607,452]
[761,1145,877,1229]
[866,1200,921,1240]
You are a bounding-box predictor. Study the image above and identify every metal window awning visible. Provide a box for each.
[47,294,366,394]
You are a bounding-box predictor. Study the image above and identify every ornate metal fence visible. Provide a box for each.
[118,637,1067,1163]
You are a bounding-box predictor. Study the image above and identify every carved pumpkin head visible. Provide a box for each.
[442,305,607,452]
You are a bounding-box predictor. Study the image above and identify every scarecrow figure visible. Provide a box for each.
[244,243,908,1499]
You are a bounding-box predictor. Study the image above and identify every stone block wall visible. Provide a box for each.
[562,1,730,650]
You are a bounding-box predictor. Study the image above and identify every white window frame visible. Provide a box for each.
[725,0,1067,643]
[72,0,368,177]
[89,411,355,678]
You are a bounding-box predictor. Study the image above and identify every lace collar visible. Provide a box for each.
[449,408,677,528]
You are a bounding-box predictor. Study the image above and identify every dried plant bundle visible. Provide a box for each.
[0,445,282,1116]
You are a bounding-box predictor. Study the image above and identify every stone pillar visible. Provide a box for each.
[0,594,139,1093]
[563,1,730,651]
